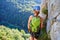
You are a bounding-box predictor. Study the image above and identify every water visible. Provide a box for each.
[0,0,41,32]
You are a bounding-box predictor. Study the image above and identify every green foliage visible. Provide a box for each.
[38,27,51,40]
[20,30,25,34]
[0,25,30,40]
[0,25,50,40]
[42,7,48,15]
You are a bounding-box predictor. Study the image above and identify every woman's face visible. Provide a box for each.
[33,10,40,16]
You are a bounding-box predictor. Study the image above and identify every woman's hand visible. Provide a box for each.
[28,28,30,32]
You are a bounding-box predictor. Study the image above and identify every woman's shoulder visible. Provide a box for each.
[29,15,33,20]
[29,15,33,18]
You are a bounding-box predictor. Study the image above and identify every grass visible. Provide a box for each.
[38,25,51,40]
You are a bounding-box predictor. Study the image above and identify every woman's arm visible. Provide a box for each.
[28,15,32,32]
[40,17,44,29]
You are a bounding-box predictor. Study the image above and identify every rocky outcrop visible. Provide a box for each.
[41,0,60,40]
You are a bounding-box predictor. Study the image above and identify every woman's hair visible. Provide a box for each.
[33,10,40,14]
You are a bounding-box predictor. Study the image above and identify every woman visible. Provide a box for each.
[28,6,44,40]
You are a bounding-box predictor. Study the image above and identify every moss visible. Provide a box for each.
[38,27,51,40]
[42,7,48,15]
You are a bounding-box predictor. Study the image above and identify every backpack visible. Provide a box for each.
[30,16,40,32]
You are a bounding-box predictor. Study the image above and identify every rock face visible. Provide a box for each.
[48,0,60,40]
[41,0,60,40]
[40,0,48,32]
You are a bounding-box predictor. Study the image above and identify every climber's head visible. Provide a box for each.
[33,6,40,16]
